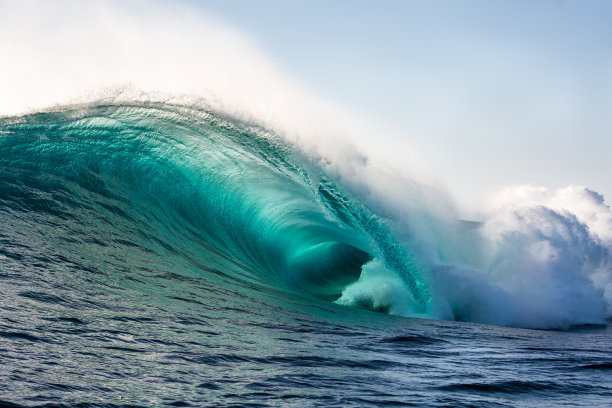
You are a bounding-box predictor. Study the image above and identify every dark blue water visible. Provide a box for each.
[1,103,611,407]
[1,276,611,407]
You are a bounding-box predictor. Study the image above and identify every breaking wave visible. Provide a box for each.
[1,101,610,330]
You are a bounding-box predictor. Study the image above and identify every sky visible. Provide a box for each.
[186,0,612,211]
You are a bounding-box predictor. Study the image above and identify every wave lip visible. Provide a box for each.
[0,102,419,310]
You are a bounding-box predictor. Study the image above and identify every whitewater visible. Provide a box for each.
[1,1,611,406]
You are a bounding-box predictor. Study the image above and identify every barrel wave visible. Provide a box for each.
[0,102,429,316]
[2,101,612,331]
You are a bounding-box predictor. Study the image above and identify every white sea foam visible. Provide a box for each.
[344,185,612,329]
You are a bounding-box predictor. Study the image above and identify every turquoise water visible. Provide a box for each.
[0,103,427,308]
[1,102,611,406]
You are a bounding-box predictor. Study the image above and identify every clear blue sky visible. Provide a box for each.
[192,1,612,207]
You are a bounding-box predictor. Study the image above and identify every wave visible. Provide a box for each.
[1,101,610,330]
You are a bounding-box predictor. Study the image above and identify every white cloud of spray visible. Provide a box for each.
[481,185,612,324]
[2,0,611,329]
[339,185,612,329]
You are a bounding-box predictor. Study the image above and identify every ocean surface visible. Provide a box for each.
[1,102,611,407]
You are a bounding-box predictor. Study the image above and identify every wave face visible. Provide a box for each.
[0,102,430,311]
